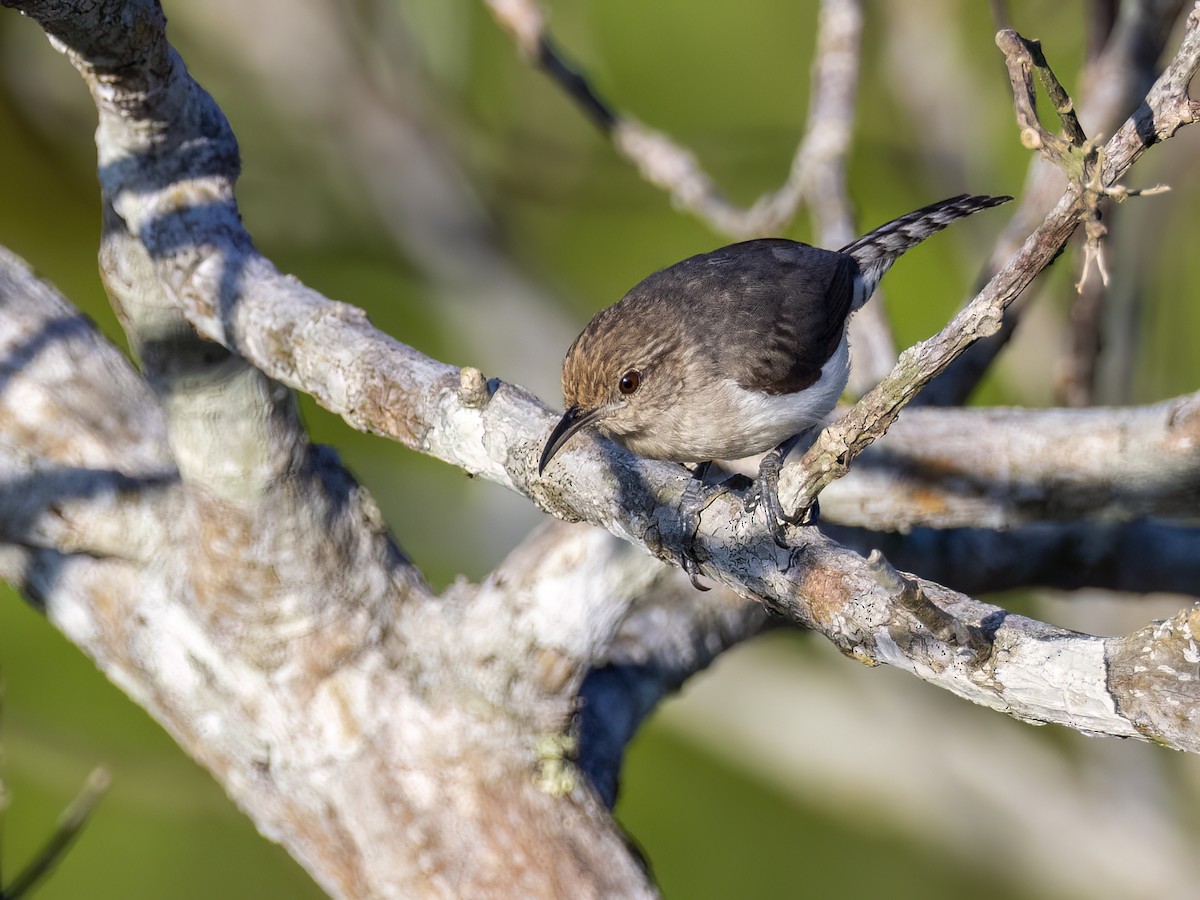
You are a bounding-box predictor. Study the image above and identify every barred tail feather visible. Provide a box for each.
[842,194,1011,309]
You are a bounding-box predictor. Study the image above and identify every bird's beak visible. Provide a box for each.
[539,404,607,474]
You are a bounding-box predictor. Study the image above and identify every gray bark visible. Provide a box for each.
[3,0,1200,896]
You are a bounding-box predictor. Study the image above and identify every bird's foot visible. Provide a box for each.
[676,462,747,590]
[678,466,718,590]
[744,444,819,547]
[678,549,710,592]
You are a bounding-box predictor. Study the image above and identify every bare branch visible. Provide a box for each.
[779,191,1079,515]
[778,12,1200,515]
[996,28,1126,298]
[749,0,864,238]
[0,3,658,893]
[0,247,168,472]
[4,0,1196,751]
[997,29,1089,166]
[6,8,1200,898]
[579,578,771,806]
[0,246,176,560]
[484,0,867,241]
[828,520,1200,597]
[821,393,1200,529]
[798,0,899,390]
[451,519,668,726]
[1101,4,1200,177]
[0,533,658,897]
[920,0,1190,406]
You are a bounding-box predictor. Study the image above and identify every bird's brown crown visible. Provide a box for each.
[563,297,679,405]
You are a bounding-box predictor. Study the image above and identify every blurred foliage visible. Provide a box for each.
[1,0,1199,897]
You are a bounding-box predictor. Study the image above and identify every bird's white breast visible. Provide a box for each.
[713,335,850,456]
[617,335,850,462]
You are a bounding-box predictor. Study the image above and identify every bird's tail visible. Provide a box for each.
[842,194,1011,309]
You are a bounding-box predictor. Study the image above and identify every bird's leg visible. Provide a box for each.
[677,460,732,591]
[744,432,819,547]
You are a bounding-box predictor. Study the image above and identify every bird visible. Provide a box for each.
[539,193,1010,560]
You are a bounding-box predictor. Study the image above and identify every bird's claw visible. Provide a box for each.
[675,463,739,591]
[679,549,711,591]
[758,494,819,547]
[748,442,820,546]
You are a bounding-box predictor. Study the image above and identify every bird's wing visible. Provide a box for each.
[695,239,857,395]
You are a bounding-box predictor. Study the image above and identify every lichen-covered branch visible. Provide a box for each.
[0,246,176,560]
[778,12,1200,517]
[5,2,1200,896]
[4,0,1199,754]
[921,0,1189,406]
[0,1,659,892]
[821,393,1200,530]
[0,237,657,897]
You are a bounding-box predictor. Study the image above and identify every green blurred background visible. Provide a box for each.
[2,1,1199,897]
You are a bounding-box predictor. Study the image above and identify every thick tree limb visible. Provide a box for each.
[5,0,1200,750]
[0,4,659,893]
[447,518,668,728]
[0,245,176,560]
[0,246,657,896]
[828,520,1200,597]
[821,393,1200,530]
[5,2,1200,896]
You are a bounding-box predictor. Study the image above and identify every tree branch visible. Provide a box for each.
[0,245,656,895]
[778,13,1200,515]
[5,3,1200,895]
[5,0,1199,750]
[828,520,1200,597]
[820,393,1200,530]
[920,0,1190,406]
[578,577,771,807]
[0,246,176,561]
[485,0,867,241]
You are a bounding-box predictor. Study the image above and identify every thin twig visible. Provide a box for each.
[483,0,866,240]
[996,29,1090,176]
[778,11,1200,519]
[919,1,1190,406]
[536,36,616,133]
[1,769,110,900]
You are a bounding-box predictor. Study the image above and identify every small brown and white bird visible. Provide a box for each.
[539,193,1010,544]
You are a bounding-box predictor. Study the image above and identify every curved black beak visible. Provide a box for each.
[539,404,607,474]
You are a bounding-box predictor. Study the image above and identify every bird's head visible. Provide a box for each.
[538,297,684,474]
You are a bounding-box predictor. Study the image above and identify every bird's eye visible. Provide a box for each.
[618,370,641,395]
